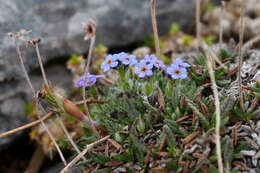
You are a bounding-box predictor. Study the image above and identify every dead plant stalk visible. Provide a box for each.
[61,135,110,173]
[150,0,160,58]
[219,1,225,48]
[82,35,99,137]
[12,37,67,165]
[207,57,224,173]
[34,42,84,159]
[0,112,54,138]
[196,0,201,54]
[238,0,246,112]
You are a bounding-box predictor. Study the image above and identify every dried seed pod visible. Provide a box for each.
[62,97,86,121]
[83,19,96,40]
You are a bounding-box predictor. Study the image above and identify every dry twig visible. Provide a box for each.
[31,39,83,160]
[0,112,54,139]
[9,33,67,165]
[196,0,201,54]
[207,56,224,173]
[61,135,110,173]
[150,0,160,58]
[238,0,246,112]
[82,20,99,138]
[219,1,225,48]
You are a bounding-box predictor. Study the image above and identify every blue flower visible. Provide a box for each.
[134,61,153,78]
[174,58,191,68]
[166,64,187,79]
[75,73,105,88]
[140,54,165,69]
[118,52,138,65]
[153,58,165,69]
[101,54,119,72]
[141,54,157,65]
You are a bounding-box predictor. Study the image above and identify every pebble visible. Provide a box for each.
[240,150,256,156]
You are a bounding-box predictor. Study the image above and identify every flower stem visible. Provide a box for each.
[82,36,100,138]
[207,56,224,173]
[150,0,161,58]
[219,1,225,49]
[13,38,67,166]
[34,42,84,160]
[196,0,201,54]
[238,0,246,112]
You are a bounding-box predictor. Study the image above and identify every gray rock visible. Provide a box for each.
[0,0,196,82]
[0,64,72,151]
[0,0,196,149]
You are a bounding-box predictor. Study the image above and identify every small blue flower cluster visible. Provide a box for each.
[166,58,191,79]
[101,52,138,72]
[75,73,105,88]
[75,52,191,88]
[100,52,190,79]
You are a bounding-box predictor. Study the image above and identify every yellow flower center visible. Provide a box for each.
[107,59,112,65]
[174,69,181,75]
[141,67,147,72]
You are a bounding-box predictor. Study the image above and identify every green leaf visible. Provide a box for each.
[113,154,129,161]
[166,120,188,137]
[129,133,148,163]
[163,125,177,148]
[169,23,180,35]
[209,165,219,173]
[186,99,210,129]
[216,79,231,87]
[91,152,110,165]
[205,36,214,45]
[183,35,192,45]
[210,113,229,128]
[24,103,35,115]
[220,49,230,60]
[166,161,178,171]
[223,137,233,165]
[234,141,251,154]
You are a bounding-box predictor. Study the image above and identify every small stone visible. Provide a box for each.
[252,158,258,167]
[253,151,260,159]
[251,133,258,138]
[240,150,256,156]
[133,47,151,60]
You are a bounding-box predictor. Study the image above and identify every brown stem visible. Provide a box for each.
[207,57,224,173]
[219,1,225,48]
[196,0,201,54]
[12,37,67,166]
[82,36,99,138]
[34,42,83,159]
[238,0,246,112]
[35,43,49,88]
[0,112,54,139]
[150,0,160,58]
[61,135,110,173]
[74,99,105,105]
